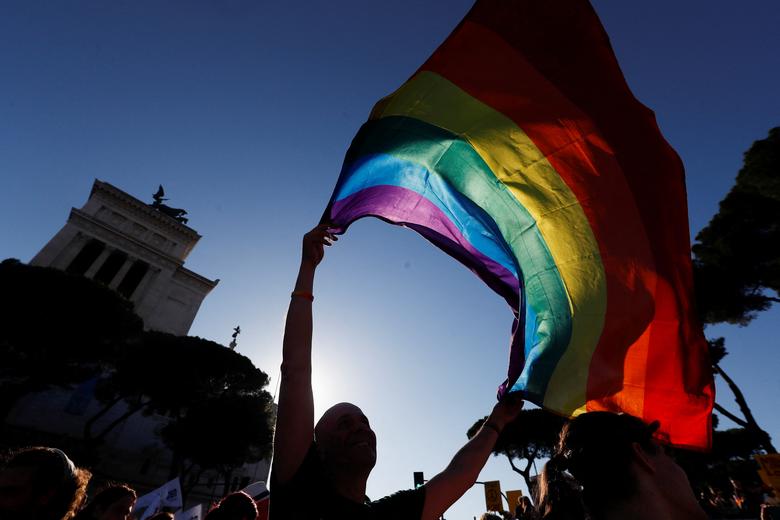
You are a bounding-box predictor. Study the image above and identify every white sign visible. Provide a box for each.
[133,478,183,520]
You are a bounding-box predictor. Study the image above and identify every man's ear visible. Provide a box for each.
[631,442,656,474]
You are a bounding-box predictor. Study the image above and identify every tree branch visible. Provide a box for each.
[714,364,761,428]
[523,446,539,475]
[504,451,522,475]
[505,451,533,492]
[713,402,749,428]
[714,363,777,453]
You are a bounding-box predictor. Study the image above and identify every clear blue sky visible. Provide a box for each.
[1,1,779,518]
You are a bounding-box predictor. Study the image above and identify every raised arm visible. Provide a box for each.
[271,224,336,484]
[421,396,523,520]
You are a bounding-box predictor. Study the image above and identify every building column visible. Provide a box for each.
[46,232,87,270]
[130,267,161,316]
[84,247,113,279]
[108,257,135,290]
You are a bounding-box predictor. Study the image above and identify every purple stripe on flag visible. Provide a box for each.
[331,185,520,309]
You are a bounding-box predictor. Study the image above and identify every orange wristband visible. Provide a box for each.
[291,291,314,301]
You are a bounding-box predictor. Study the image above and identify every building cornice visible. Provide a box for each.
[173,267,220,293]
[90,180,201,244]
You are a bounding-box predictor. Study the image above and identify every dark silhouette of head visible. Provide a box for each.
[0,447,92,520]
[538,412,704,520]
[74,483,136,520]
[314,402,377,475]
[204,491,257,520]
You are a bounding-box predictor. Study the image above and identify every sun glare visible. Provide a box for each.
[311,341,354,420]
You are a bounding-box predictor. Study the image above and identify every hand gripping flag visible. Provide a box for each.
[325,0,714,449]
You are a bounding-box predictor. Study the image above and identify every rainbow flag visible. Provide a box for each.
[325,0,714,449]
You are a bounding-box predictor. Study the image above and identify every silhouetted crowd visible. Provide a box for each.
[0,446,260,520]
[5,414,778,520]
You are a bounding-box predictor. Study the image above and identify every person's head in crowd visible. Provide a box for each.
[479,513,503,520]
[204,491,257,520]
[0,446,92,520]
[537,412,706,520]
[146,513,173,520]
[314,402,377,478]
[517,496,539,519]
[74,484,136,520]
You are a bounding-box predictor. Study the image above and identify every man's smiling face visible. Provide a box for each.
[315,402,377,471]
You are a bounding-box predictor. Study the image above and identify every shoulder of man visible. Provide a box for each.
[269,444,322,520]
[367,486,426,519]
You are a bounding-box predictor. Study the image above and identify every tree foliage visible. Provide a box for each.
[693,127,780,325]
[86,331,270,442]
[97,332,268,414]
[691,127,779,453]
[162,393,273,468]
[681,127,780,518]
[82,329,275,495]
[0,259,143,417]
[161,392,274,496]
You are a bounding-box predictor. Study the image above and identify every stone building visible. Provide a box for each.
[31,179,218,335]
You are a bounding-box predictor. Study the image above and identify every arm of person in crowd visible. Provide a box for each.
[271,224,336,484]
[421,395,523,520]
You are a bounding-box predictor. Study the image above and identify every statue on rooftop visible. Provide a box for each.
[229,326,241,350]
[151,185,189,224]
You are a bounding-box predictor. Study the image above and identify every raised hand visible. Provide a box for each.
[487,393,524,431]
[301,223,338,268]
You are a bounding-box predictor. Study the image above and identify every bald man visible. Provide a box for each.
[270,225,522,520]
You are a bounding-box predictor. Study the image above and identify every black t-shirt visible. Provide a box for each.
[269,444,426,520]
